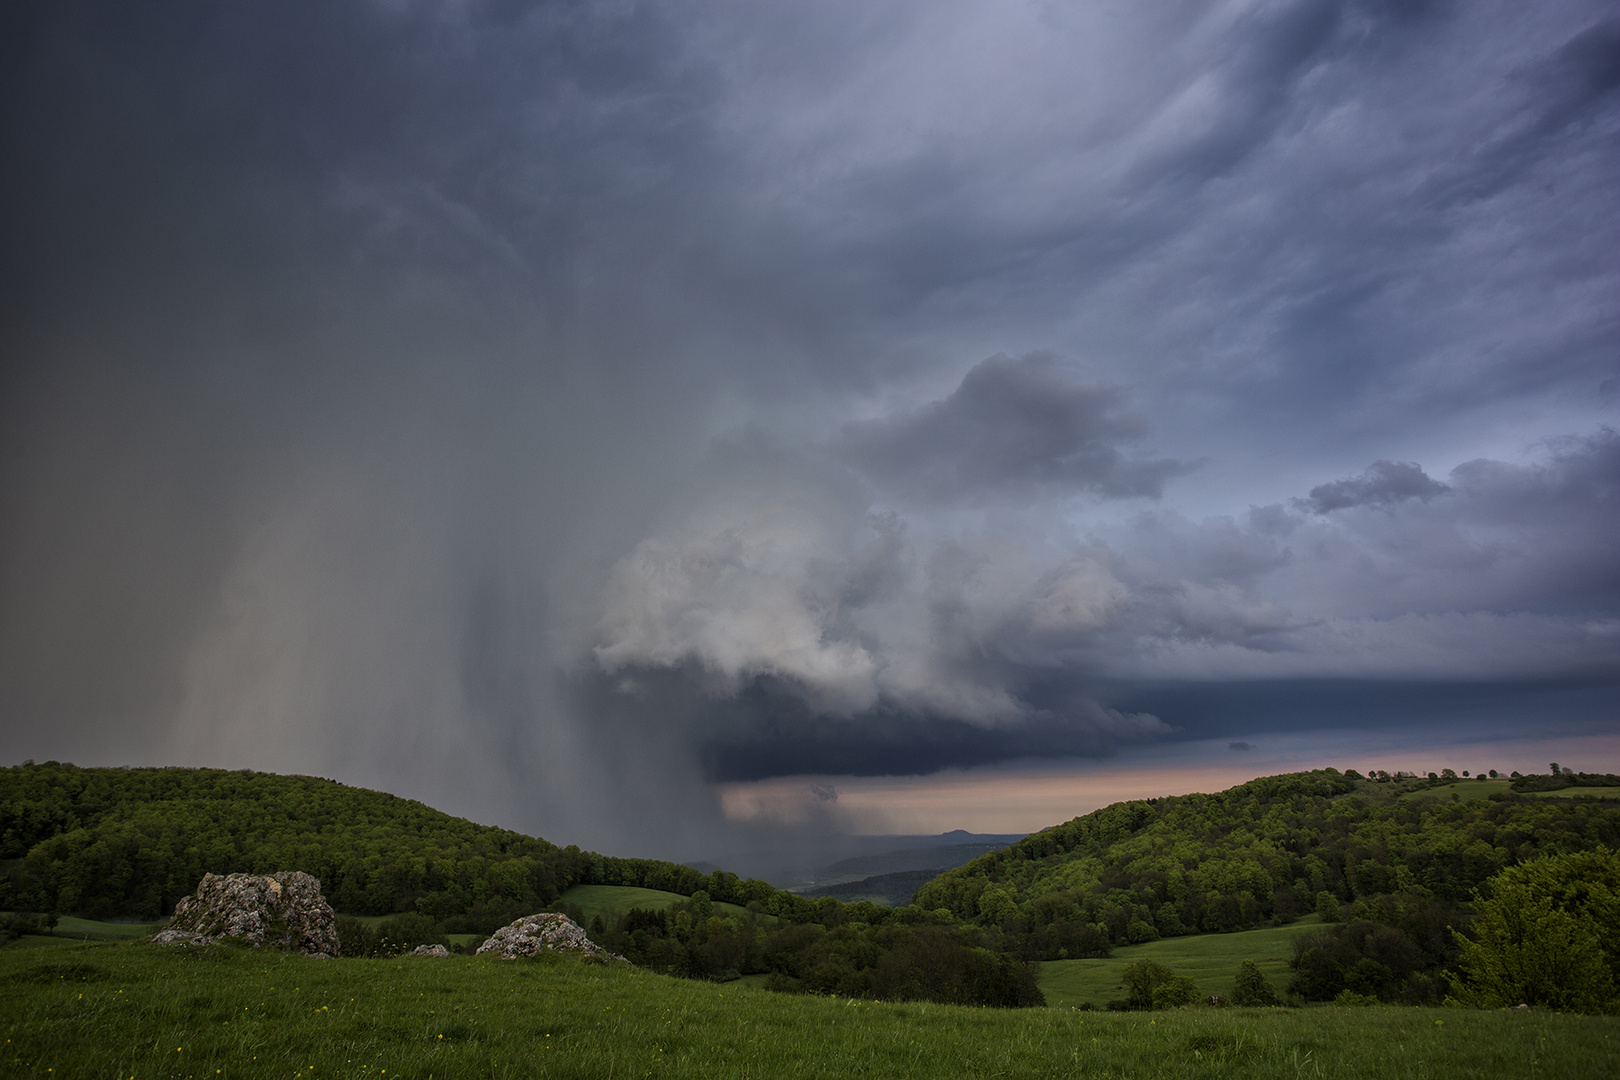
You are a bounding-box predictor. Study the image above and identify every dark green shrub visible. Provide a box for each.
[1,912,57,940]
[1111,960,1199,1010]
[335,916,380,958]
[1151,974,1200,1009]
[1126,917,1158,943]
[336,913,449,957]
[1231,960,1280,1006]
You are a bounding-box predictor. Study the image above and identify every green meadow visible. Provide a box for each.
[52,916,163,941]
[1399,779,1513,801]
[1397,780,1620,803]
[1037,918,1317,1009]
[557,884,756,924]
[1528,786,1620,799]
[3,938,1616,1080]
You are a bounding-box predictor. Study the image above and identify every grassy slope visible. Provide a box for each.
[1528,786,1620,799]
[3,939,1615,1080]
[50,916,163,941]
[1402,780,1620,802]
[1038,918,1319,1009]
[1401,780,1513,800]
[558,884,754,922]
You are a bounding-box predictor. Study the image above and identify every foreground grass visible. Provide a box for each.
[3,941,1616,1079]
[1038,918,1317,1008]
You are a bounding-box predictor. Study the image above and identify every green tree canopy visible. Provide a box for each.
[1449,848,1620,1014]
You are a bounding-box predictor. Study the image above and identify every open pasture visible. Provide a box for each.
[1526,786,1620,799]
[1038,918,1315,1009]
[3,939,1614,1080]
[51,916,165,941]
[558,884,756,923]
[1396,780,1620,802]
[1399,780,1513,801]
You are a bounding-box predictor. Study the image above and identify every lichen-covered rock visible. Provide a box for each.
[410,944,451,957]
[159,871,340,957]
[475,913,625,963]
[150,928,215,947]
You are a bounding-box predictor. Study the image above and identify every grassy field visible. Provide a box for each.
[1038,918,1317,1009]
[558,884,756,923]
[1400,779,1513,800]
[1393,780,1620,802]
[2,938,1615,1080]
[39,916,164,942]
[1527,786,1620,799]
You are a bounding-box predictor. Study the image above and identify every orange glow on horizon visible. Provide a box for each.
[715,730,1620,835]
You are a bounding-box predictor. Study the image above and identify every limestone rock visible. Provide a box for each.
[410,944,451,957]
[159,871,340,957]
[475,913,624,963]
[150,928,215,947]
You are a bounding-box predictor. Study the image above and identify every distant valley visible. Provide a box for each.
[688,829,1027,898]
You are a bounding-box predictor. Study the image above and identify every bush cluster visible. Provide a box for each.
[0,911,58,940]
[586,892,1045,1007]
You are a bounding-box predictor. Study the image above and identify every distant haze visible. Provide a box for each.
[2,1,1616,859]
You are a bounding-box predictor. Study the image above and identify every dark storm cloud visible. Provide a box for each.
[0,0,754,852]
[1302,460,1452,513]
[837,353,1190,503]
[2,1,1616,851]
[698,710,1158,784]
[577,664,1165,783]
[591,422,1615,779]
[1422,17,1620,207]
[1122,0,1346,187]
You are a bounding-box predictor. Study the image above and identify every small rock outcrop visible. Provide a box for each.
[157,871,340,957]
[410,944,451,957]
[475,913,624,963]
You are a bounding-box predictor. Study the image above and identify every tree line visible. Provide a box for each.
[583,890,1042,1006]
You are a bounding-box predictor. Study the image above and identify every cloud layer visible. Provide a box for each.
[2,0,1615,854]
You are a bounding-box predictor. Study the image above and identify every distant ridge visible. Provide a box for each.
[801,868,945,908]
[690,832,1027,892]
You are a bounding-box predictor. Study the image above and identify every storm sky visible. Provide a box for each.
[3,0,1617,857]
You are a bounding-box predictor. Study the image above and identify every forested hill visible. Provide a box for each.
[914,769,1620,963]
[0,763,809,928]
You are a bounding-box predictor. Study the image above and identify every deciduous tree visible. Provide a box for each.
[1449,849,1620,1014]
